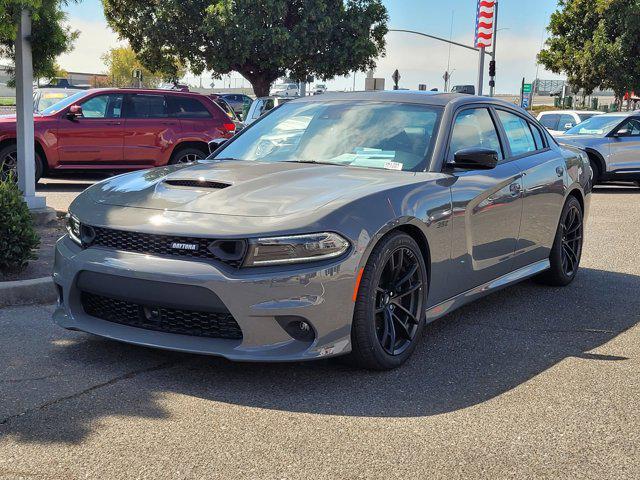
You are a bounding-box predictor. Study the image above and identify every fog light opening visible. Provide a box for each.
[276,316,316,343]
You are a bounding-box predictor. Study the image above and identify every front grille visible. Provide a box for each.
[87,226,245,267]
[81,292,243,340]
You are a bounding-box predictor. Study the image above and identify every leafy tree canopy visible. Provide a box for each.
[538,0,640,99]
[0,0,78,81]
[101,46,185,88]
[103,0,388,96]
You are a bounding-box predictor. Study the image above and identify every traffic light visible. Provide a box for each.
[489,60,496,78]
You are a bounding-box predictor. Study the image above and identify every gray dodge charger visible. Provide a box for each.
[53,92,591,369]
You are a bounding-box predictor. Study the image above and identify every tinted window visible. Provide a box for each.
[539,114,560,130]
[497,110,537,156]
[449,108,503,160]
[559,114,576,130]
[618,118,640,136]
[170,97,212,118]
[530,123,545,149]
[80,94,123,119]
[126,94,168,118]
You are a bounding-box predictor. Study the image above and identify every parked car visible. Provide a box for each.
[207,94,245,131]
[217,94,253,118]
[0,88,236,182]
[244,96,293,125]
[557,111,640,186]
[313,84,327,95]
[537,110,602,136]
[54,91,591,369]
[270,83,299,97]
[451,85,475,95]
[33,87,84,113]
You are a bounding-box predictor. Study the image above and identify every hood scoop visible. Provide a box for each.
[163,179,231,189]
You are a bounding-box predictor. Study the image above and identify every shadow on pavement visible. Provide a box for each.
[1,267,638,445]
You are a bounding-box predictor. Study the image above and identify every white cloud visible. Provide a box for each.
[57,18,125,74]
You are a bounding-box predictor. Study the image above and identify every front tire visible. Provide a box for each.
[349,232,427,370]
[537,196,584,286]
[0,144,44,183]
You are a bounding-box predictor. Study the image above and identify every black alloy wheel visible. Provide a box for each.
[349,232,428,370]
[374,247,424,356]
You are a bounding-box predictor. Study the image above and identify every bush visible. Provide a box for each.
[0,178,40,273]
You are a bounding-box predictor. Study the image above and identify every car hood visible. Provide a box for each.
[556,134,608,148]
[86,160,429,217]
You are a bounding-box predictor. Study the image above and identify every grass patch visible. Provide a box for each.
[0,97,15,106]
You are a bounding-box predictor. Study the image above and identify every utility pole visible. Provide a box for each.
[444,10,454,92]
[489,1,499,96]
[477,47,485,96]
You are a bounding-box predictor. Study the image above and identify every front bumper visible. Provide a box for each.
[52,235,358,361]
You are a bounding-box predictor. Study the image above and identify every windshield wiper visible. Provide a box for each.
[284,160,349,167]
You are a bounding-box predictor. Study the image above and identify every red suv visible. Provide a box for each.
[0,88,236,182]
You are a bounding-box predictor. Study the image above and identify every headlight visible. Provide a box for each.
[243,232,349,267]
[66,213,82,246]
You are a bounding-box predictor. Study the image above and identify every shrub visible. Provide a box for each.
[0,178,40,273]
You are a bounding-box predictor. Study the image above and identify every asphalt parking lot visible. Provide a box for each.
[1,181,639,479]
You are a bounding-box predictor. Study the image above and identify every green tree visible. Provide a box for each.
[103,0,388,96]
[101,46,185,88]
[0,0,78,81]
[538,0,640,104]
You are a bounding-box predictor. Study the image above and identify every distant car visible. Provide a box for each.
[207,94,245,131]
[217,94,253,118]
[245,96,293,125]
[557,111,640,186]
[451,85,475,95]
[0,88,236,183]
[313,84,327,95]
[33,87,84,113]
[537,110,602,136]
[270,83,299,97]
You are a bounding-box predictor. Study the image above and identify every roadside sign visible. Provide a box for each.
[523,83,532,94]
[522,96,530,108]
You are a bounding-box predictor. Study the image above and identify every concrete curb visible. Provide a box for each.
[0,276,57,308]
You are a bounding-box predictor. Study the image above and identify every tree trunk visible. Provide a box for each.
[248,76,273,97]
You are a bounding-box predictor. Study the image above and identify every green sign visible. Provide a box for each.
[523,83,532,94]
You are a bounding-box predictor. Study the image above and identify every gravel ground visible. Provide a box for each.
[0,185,638,479]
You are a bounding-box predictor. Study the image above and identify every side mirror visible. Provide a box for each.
[66,105,82,119]
[563,123,574,130]
[614,128,630,137]
[208,138,228,154]
[450,148,499,170]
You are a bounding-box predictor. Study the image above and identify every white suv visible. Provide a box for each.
[537,110,602,136]
[270,83,299,97]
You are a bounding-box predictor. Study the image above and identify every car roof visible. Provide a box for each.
[539,110,601,115]
[79,87,207,97]
[288,90,524,109]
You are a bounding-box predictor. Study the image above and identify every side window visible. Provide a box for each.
[169,97,212,118]
[539,114,560,130]
[530,123,545,149]
[126,95,168,119]
[449,108,503,160]
[497,110,536,156]
[252,100,263,118]
[618,118,640,136]
[80,94,123,119]
[558,114,576,131]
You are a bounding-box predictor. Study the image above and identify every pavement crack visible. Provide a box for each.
[0,360,178,426]
[0,374,61,383]
[465,322,619,335]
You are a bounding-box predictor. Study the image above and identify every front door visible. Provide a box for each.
[446,107,524,295]
[57,93,124,165]
[608,117,640,174]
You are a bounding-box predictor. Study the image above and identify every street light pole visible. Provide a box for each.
[477,47,485,96]
[489,1,499,97]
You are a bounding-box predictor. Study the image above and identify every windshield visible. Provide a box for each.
[39,90,90,116]
[565,115,625,135]
[35,90,79,112]
[213,100,442,172]
[578,113,598,122]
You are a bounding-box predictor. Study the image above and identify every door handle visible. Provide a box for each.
[556,166,565,177]
[106,121,122,125]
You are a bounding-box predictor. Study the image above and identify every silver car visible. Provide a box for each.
[559,111,640,186]
[53,92,591,369]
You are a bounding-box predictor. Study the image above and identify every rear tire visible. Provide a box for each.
[536,196,584,286]
[168,146,208,165]
[348,232,427,370]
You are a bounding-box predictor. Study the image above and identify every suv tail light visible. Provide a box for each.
[223,122,236,134]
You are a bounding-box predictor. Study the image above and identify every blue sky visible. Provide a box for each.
[60,0,564,94]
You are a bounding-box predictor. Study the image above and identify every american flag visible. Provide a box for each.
[474,0,496,48]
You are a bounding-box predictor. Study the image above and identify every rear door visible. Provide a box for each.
[495,108,566,268]
[122,93,178,167]
[168,95,230,140]
[446,106,525,294]
[56,93,124,164]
